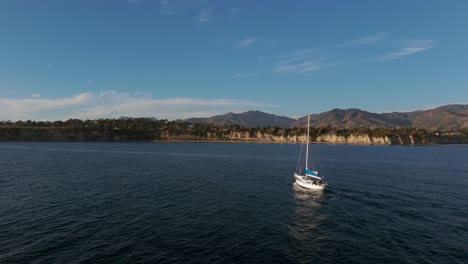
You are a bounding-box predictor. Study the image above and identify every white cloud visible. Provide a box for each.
[0,93,93,120]
[340,32,389,47]
[163,10,176,15]
[160,0,176,15]
[274,60,335,73]
[133,91,153,98]
[237,37,258,47]
[30,93,41,98]
[0,91,275,121]
[231,72,260,79]
[274,48,336,73]
[69,94,274,120]
[377,39,437,61]
[199,8,214,22]
[276,48,316,65]
[270,35,435,74]
[229,7,240,16]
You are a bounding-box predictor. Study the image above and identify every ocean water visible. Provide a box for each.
[0,142,467,264]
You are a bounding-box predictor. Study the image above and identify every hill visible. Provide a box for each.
[385,104,468,130]
[184,110,295,128]
[183,104,468,130]
[291,108,406,128]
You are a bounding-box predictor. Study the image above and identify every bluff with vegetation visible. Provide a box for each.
[0,119,467,145]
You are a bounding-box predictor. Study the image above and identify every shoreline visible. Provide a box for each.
[0,139,467,146]
[153,140,465,146]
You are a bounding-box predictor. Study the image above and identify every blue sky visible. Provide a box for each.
[1,0,467,121]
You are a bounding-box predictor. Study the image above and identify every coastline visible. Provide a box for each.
[1,126,467,145]
[1,139,467,146]
[153,139,450,146]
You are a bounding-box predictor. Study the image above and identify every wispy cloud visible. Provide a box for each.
[199,7,214,23]
[30,93,41,98]
[377,39,437,61]
[0,91,275,121]
[159,0,176,15]
[267,34,436,75]
[231,72,260,79]
[274,60,335,73]
[237,37,258,47]
[340,32,389,47]
[277,48,316,64]
[229,7,240,16]
[0,93,93,120]
[274,48,336,73]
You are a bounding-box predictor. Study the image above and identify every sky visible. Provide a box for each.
[1,0,467,121]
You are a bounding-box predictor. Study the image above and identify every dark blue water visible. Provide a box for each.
[0,143,467,264]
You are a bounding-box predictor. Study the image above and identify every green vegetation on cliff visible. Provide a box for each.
[0,119,467,145]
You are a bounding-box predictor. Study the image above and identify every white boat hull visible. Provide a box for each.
[294,173,326,190]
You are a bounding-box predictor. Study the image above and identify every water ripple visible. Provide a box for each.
[0,142,467,263]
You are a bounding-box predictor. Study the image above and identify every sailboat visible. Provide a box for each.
[294,114,326,190]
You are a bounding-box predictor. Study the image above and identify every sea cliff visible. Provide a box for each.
[159,130,468,145]
[1,119,467,145]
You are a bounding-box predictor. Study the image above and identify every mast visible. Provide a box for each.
[305,114,310,170]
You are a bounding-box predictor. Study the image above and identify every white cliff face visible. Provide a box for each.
[160,130,468,145]
[1,126,466,144]
[316,134,391,145]
[223,132,392,144]
[372,136,391,145]
[226,132,304,143]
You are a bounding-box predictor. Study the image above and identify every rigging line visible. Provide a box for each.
[315,142,319,172]
[311,136,315,171]
[316,143,323,180]
[296,139,304,172]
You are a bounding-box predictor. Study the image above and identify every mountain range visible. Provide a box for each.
[183,104,468,130]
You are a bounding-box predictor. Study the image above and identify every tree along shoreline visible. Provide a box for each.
[0,118,467,145]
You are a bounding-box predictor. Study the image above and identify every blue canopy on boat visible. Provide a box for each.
[305,169,318,176]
